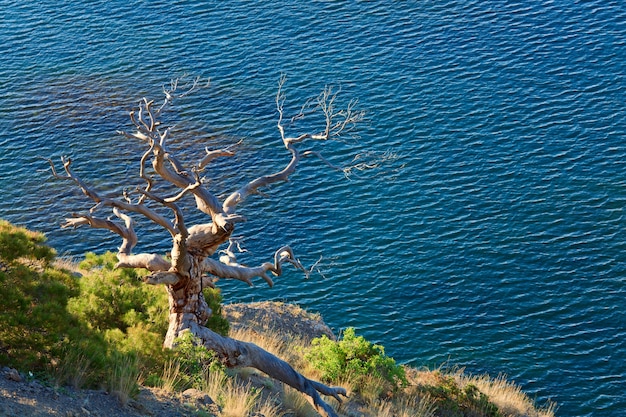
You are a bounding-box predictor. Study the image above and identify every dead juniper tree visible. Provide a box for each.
[48,76,364,417]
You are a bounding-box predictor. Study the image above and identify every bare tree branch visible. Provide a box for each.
[157,76,204,114]
[119,97,230,230]
[47,157,177,236]
[222,76,364,216]
[59,210,170,272]
[197,140,241,171]
[222,145,300,215]
[48,77,369,417]
[202,245,308,287]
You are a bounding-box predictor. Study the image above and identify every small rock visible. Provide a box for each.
[129,399,151,415]
[5,368,22,382]
[182,388,214,405]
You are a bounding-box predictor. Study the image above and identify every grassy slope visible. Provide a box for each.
[0,220,555,417]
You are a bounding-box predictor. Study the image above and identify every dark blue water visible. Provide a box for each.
[2,1,625,415]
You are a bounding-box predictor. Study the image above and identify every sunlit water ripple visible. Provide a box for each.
[1,1,625,415]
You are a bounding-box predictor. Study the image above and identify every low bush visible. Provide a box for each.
[0,221,87,374]
[170,331,225,390]
[0,222,229,394]
[306,327,407,397]
[70,251,167,334]
[69,251,229,386]
[0,220,55,264]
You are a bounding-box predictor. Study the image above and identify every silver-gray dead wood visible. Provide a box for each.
[48,76,364,417]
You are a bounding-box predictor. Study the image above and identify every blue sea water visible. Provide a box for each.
[1,1,625,415]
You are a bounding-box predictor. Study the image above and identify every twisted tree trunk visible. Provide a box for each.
[48,76,364,417]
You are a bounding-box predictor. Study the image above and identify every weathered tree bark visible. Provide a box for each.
[48,76,364,417]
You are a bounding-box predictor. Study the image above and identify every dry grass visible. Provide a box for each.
[194,361,555,417]
[199,370,261,417]
[254,395,285,417]
[281,386,318,417]
[200,370,227,403]
[229,317,556,417]
[454,371,556,417]
[126,302,558,417]
[395,394,438,417]
[374,394,437,417]
[353,373,388,405]
[107,354,141,406]
[228,326,308,373]
[159,359,183,392]
[220,380,260,417]
[52,256,82,275]
[53,349,91,389]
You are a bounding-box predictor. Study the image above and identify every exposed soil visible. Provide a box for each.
[223,301,336,343]
[0,367,221,417]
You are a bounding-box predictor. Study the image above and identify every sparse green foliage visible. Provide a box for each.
[68,251,229,383]
[0,229,229,390]
[67,251,170,381]
[203,286,230,337]
[172,331,225,390]
[306,327,407,396]
[72,251,165,333]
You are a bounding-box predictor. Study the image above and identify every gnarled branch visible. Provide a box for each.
[189,323,347,417]
[201,244,308,287]
[223,76,363,216]
[119,96,227,229]
[197,140,241,171]
[47,157,177,236]
[49,77,368,417]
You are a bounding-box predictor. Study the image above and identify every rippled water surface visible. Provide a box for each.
[2,1,625,415]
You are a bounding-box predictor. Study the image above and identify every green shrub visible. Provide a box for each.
[306,327,407,394]
[0,220,55,264]
[0,221,85,374]
[0,222,241,395]
[203,286,230,336]
[70,252,230,387]
[171,331,225,390]
[68,252,170,382]
[69,251,168,334]
[73,251,229,335]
